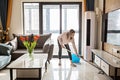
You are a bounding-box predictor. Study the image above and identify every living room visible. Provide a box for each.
[0,0,120,80]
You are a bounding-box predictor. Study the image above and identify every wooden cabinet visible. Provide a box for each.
[94,55,109,75]
[101,60,109,75]
[94,55,101,67]
[92,49,120,80]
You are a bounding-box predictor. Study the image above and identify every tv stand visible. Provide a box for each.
[92,49,120,80]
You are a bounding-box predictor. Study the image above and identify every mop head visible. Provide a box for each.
[72,54,80,63]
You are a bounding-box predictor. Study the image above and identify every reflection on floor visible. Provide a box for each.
[0,58,112,80]
[42,58,112,80]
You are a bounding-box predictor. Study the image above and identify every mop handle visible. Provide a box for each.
[63,47,81,57]
[63,47,74,53]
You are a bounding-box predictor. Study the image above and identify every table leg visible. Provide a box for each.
[10,69,13,80]
[114,68,117,80]
[39,68,41,80]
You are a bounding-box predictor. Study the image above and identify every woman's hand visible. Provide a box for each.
[76,53,80,57]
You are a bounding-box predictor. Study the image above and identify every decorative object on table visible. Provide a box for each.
[20,35,40,59]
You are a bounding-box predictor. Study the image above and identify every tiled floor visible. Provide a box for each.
[0,58,112,80]
[42,58,112,80]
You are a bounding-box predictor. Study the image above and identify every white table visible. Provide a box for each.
[7,54,47,80]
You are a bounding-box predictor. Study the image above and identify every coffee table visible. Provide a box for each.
[7,53,48,80]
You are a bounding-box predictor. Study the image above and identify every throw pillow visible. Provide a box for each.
[13,34,31,49]
[5,41,14,52]
[36,33,52,48]
[10,37,17,51]
[13,33,52,49]
[0,44,12,55]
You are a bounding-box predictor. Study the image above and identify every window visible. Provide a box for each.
[23,3,39,34]
[23,2,82,56]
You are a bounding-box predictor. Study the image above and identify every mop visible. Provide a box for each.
[63,47,80,63]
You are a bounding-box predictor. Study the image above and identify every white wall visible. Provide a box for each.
[10,0,23,38]
[94,0,103,49]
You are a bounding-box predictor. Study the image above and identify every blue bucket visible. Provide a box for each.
[72,54,80,63]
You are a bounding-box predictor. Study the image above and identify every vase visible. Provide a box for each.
[27,49,34,60]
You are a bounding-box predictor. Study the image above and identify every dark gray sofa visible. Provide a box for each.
[9,33,54,63]
[0,44,12,69]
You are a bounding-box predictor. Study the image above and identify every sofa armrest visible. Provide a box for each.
[47,44,54,61]
[43,44,49,53]
[43,39,50,53]
[43,39,54,61]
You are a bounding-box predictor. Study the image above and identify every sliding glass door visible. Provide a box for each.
[23,2,82,57]
[43,5,60,44]
[43,5,60,56]
[42,4,80,57]
[23,3,39,34]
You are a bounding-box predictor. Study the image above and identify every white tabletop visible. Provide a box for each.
[7,54,48,69]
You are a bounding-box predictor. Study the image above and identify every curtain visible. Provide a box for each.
[6,0,13,30]
[6,0,13,41]
[0,0,13,41]
[84,0,87,12]
[0,0,8,30]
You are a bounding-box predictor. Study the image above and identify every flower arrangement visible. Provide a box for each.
[20,35,40,57]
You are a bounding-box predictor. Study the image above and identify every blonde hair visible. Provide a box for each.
[69,29,75,34]
[67,29,75,39]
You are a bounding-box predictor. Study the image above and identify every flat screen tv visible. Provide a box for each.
[107,9,120,45]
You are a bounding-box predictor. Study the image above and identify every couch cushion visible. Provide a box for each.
[0,44,12,56]
[9,37,17,51]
